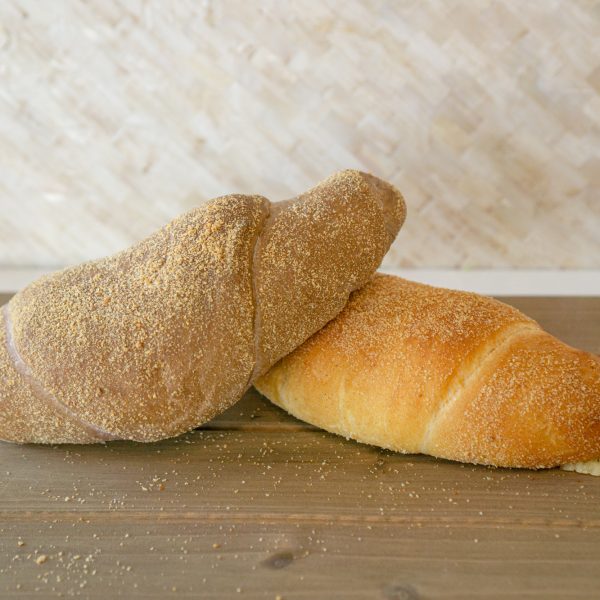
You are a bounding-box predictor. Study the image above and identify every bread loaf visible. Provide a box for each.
[256,275,600,469]
[0,171,405,444]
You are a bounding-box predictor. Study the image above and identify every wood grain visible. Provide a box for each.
[0,295,598,598]
[1,424,599,598]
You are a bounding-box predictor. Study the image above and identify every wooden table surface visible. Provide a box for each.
[0,294,599,599]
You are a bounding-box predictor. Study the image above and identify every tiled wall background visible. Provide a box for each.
[0,1,598,268]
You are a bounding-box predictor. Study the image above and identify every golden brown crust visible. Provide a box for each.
[256,275,600,469]
[0,171,405,444]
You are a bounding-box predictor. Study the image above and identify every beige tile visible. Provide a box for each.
[0,1,598,268]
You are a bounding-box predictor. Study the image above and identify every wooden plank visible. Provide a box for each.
[1,430,598,520]
[1,518,598,598]
[0,430,599,598]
